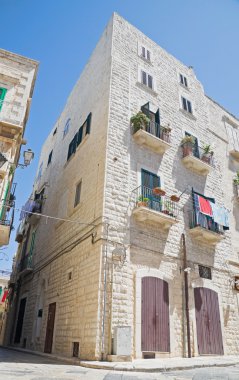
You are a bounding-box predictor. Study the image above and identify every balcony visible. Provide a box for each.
[0,100,25,138]
[0,220,11,246]
[19,254,33,276]
[181,143,213,176]
[189,210,225,246]
[28,200,42,225]
[132,185,179,230]
[15,220,26,243]
[133,121,171,154]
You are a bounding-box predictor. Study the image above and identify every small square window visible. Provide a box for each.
[38,309,43,318]
[180,74,188,87]
[47,150,53,166]
[199,265,212,280]
[74,182,81,207]
[181,96,192,114]
[68,271,72,281]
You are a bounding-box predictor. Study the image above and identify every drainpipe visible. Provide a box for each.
[101,222,109,360]
[182,233,191,358]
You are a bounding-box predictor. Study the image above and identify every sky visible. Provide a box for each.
[0,0,239,270]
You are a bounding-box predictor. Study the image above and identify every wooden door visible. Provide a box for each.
[194,287,223,355]
[141,277,170,352]
[14,297,27,343]
[44,302,56,353]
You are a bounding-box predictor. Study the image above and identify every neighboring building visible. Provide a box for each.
[5,14,239,361]
[0,49,38,247]
[0,271,10,345]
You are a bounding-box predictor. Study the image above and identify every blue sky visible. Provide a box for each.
[1,0,239,270]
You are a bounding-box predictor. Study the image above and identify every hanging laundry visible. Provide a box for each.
[19,199,35,220]
[1,289,8,303]
[198,196,213,216]
[210,202,229,228]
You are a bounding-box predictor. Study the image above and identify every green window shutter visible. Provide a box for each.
[0,181,10,220]
[0,88,7,112]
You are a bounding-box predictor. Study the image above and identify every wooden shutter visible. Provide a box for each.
[141,169,160,190]
[77,126,83,146]
[147,50,150,61]
[142,71,147,85]
[148,75,153,89]
[86,112,92,135]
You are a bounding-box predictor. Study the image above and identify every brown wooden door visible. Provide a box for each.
[194,287,223,355]
[44,302,56,353]
[141,277,170,352]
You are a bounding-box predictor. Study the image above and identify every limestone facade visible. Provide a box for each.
[0,49,38,246]
[5,14,239,360]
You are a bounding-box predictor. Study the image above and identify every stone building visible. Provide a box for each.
[5,14,239,361]
[0,49,38,247]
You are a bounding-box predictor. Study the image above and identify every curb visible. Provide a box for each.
[79,360,239,373]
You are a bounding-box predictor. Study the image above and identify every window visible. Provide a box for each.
[53,128,57,136]
[47,150,53,166]
[181,96,192,114]
[68,271,72,281]
[74,182,81,207]
[0,87,7,112]
[141,70,153,89]
[180,74,188,87]
[67,113,92,161]
[141,46,151,61]
[199,265,212,280]
[63,118,71,138]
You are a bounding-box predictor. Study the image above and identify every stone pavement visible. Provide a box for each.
[1,346,239,379]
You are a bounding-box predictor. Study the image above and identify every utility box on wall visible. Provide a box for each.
[113,326,131,356]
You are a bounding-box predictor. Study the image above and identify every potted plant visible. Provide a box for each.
[152,187,166,196]
[161,124,171,142]
[181,135,195,157]
[130,111,150,134]
[137,196,149,207]
[201,144,214,164]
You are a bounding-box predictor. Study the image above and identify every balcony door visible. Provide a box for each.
[141,102,160,138]
[141,169,161,211]
[185,132,199,158]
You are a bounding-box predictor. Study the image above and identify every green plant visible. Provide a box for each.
[131,111,150,133]
[161,125,172,133]
[233,171,239,185]
[9,164,16,176]
[137,195,149,203]
[202,144,213,155]
[180,135,195,145]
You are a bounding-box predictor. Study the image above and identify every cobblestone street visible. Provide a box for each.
[1,347,239,379]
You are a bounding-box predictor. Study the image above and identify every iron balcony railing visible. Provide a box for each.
[189,210,224,235]
[19,254,32,273]
[181,143,214,166]
[134,121,171,143]
[0,100,25,127]
[132,185,180,218]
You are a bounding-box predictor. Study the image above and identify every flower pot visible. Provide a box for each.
[137,201,148,207]
[161,131,170,143]
[152,187,166,196]
[162,210,169,215]
[170,194,180,203]
[201,153,211,164]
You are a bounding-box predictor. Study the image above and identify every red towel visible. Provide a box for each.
[198,196,212,216]
[1,290,8,303]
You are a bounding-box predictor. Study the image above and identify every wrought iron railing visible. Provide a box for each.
[189,210,224,235]
[181,143,214,166]
[0,100,25,126]
[134,121,171,143]
[132,185,180,218]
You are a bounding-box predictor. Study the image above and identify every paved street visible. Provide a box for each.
[1,347,239,379]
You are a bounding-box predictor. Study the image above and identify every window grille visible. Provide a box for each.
[199,265,212,280]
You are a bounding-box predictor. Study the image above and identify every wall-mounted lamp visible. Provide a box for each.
[18,149,34,168]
